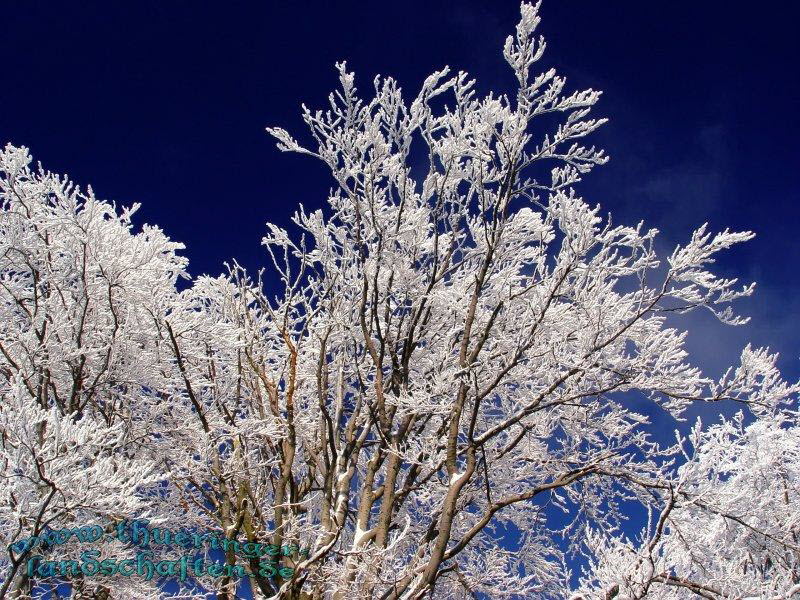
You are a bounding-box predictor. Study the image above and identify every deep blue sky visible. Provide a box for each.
[2,0,798,407]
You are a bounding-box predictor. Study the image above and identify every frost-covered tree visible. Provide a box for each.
[1,2,798,599]
[0,144,186,599]
[574,398,800,599]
